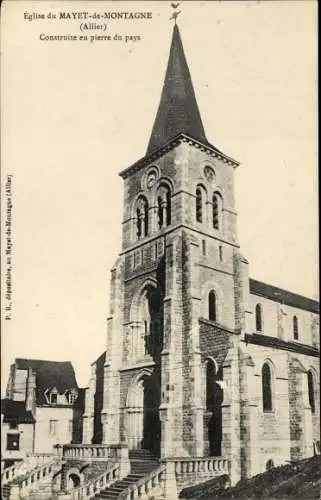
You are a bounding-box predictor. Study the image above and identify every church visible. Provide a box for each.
[1,9,319,500]
[80,21,320,487]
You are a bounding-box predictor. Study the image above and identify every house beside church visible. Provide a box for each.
[1,358,84,469]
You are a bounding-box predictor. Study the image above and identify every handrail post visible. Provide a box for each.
[118,444,130,478]
[163,461,178,500]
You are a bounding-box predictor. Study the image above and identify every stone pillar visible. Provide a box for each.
[9,485,21,500]
[240,349,260,478]
[221,345,241,486]
[101,259,123,445]
[289,357,313,460]
[301,371,313,458]
[188,237,203,457]
[233,251,250,335]
[160,235,183,458]
[150,205,158,234]
[118,444,130,478]
[82,383,94,444]
[162,461,179,500]
[102,364,121,445]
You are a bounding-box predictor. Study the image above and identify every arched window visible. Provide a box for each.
[140,292,151,357]
[255,303,263,332]
[262,363,273,412]
[136,197,148,240]
[266,459,274,471]
[308,370,315,414]
[196,187,203,222]
[131,284,162,362]
[157,185,171,229]
[293,316,299,340]
[208,290,217,322]
[212,192,222,230]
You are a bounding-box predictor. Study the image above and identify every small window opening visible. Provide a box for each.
[308,371,315,414]
[293,315,299,340]
[262,363,273,412]
[213,194,221,230]
[255,304,263,332]
[208,290,217,322]
[196,188,203,223]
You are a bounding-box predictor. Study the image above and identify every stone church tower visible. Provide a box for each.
[82,23,320,484]
[99,23,242,459]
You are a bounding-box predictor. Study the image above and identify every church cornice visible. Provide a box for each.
[119,133,240,180]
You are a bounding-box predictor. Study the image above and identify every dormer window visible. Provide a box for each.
[65,389,78,405]
[50,392,58,405]
[45,387,59,405]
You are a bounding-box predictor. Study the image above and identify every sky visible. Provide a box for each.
[1,1,318,392]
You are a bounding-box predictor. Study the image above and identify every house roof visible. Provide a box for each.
[1,399,35,424]
[146,25,210,155]
[14,358,78,405]
[249,279,319,314]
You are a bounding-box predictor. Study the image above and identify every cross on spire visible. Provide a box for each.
[170,2,181,25]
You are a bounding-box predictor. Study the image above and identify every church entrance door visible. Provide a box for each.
[126,371,161,457]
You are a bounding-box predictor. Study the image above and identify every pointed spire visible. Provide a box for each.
[146,25,208,155]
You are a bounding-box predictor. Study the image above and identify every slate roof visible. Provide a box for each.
[249,279,319,314]
[244,333,319,358]
[14,358,78,405]
[1,399,35,424]
[147,25,211,155]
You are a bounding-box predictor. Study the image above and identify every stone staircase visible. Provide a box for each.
[94,449,161,499]
[1,457,63,499]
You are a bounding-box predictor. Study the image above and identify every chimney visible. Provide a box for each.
[6,363,16,399]
[26,368,36,414]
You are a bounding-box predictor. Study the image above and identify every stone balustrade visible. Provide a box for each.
[163,456,230,491]
[118,465,166,500]
[63,444,127,461]
[2,453,58,486]
[2,462,23,485]
[5,459,62,499]
[19,460,62,491]
[71,464,120,500]
[172,456,229,474]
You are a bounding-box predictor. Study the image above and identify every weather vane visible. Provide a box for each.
[170,3,181,24]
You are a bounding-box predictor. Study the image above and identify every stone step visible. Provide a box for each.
[131,465,159,473]
[96,492,120,498]
[95,463,160,499]
[129,452,155,457]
